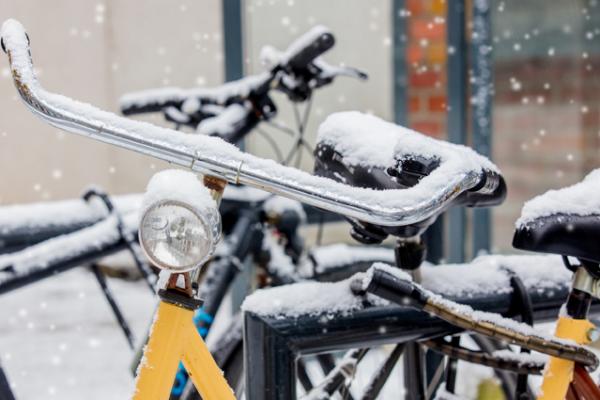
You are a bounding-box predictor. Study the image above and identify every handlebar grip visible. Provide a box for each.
[287,31,335,71]
[463,170,507,207]
[120,99,183,116]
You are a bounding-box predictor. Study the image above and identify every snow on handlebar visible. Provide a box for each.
[1,19,481,227]
[120,25,366,117]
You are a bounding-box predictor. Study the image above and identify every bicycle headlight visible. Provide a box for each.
[138,170,221,272]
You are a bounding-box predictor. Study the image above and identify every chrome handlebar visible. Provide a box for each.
[1,19,480,228]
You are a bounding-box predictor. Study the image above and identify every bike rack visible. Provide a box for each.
[0,236,128,295]
[243,278,600,399]
[0,189,154,350]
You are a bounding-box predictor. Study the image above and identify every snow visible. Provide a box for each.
[310,244,395,274]
[222,185,270,203]
[243,254,569,318]
[421,254,571,298]
[263,234,297,281]
[163,106,191,124]
[141,169,216,217]
[2,19,488,227]
[434,388,467,400]
[516,169,600,227]
[303,349,360,400]
[241,272,388,317]
[317,111,498,172]
[359,263,578,348]
[0,186,266,245]
[262,195,307,222]
[119,72,271,110]
[0,193,141,237]
[491,349,547,367]
[196,103,250,136]
[262,25,331,66]
[0,213,138,285]
[0,268,154,399]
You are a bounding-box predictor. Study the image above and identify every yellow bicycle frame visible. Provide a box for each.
[133,299,235,400]
[537,314,595,399]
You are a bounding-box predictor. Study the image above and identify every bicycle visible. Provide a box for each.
[119,24,371,398]
[0,18,502,396]
[3,18,593,400]
[119,24,367,168]
[0,23,381,398]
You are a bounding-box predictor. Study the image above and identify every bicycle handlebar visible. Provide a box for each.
[1,19,480,228]
[119,73,273,116]
[284,25,335,72]
[119,26,362,128]
[118,27,335,118]
[352,265,599,369]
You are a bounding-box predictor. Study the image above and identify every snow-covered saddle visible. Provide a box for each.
[313,112,506,241]
[513,170,600,264]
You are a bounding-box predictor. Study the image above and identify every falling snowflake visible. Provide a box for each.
[509,77,522,91]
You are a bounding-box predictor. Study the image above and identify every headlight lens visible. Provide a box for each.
[139,200,220,272]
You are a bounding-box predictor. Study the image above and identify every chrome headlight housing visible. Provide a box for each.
[139,199,221,272]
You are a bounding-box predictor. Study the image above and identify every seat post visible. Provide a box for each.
[395,236,427,400]
[394,236,427,282]
[568,266,596,319]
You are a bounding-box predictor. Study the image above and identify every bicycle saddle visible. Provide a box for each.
[314,112,506,242]
[513,169,600,265]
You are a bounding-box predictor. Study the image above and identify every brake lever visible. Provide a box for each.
[312,59,368,82]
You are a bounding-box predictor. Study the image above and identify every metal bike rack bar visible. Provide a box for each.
[0,238,128,295]
[243,283,600,400]
[447,0,468,263]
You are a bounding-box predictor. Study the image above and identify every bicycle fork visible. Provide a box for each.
[133,288,235,400]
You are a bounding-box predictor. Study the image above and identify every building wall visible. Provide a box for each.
[405,0,448,138]
[491,0,600,251]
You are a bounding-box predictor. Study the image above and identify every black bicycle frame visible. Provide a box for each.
[0,361,15,400]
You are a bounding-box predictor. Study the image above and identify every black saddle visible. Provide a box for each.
[313,112,506,243]
[513,171,600,265]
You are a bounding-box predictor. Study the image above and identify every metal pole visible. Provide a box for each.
[446,0,467,263]
[222,0,244,82]
[393,0,444,263]
[392,0,408,126]
[471,0,493,256]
